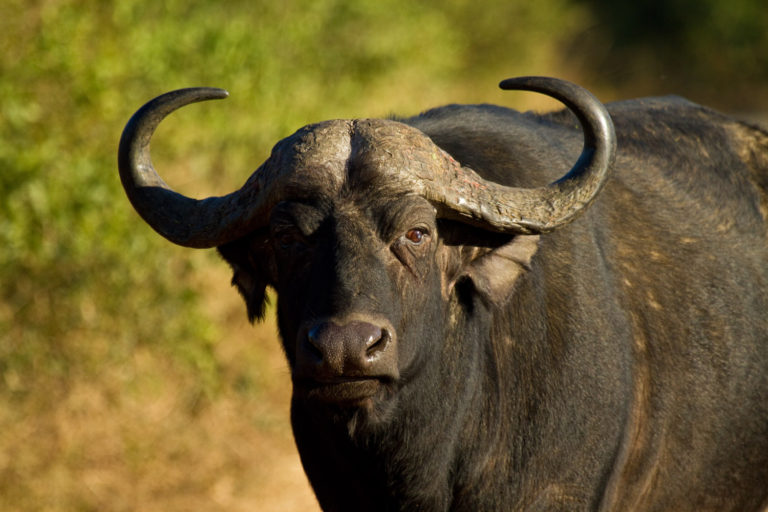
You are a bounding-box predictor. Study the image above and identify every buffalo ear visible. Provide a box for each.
[458,234,540,307]
[217,233,274,323]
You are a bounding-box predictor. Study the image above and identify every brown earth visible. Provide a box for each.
[0,261,321,511]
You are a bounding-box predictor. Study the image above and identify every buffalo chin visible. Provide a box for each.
[293,377,400,429]
[297,378,392,406]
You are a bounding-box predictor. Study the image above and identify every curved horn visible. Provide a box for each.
[120,79,614,246]
[426,76,616,234]
[118,88,282,248]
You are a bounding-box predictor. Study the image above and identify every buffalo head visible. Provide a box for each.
[118,77,615,418]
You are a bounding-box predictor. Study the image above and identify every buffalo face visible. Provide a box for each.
[220,190,451,418]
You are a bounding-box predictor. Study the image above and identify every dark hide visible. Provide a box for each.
[218,97,768,511]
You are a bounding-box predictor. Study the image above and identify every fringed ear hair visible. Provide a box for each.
[218,234,274,323]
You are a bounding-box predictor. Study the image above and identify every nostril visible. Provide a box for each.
[302,320,395,370]
[296,319,398,380]
[306,323,327,360]
[366,328,390,358]
[307,323,321,346]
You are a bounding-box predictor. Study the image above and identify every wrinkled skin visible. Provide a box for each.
[214,98,768,511]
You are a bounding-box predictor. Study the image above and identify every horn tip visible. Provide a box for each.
[498,76,557,91]
[197,87,229,100]
[499,76,532,90]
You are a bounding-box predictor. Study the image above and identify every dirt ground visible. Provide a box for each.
[0,263,321,512]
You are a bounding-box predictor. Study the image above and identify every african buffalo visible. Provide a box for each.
[118,77,768,511]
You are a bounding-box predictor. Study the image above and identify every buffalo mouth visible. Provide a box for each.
[295,376,395,407]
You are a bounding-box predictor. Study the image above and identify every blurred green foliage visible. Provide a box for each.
[578,0,768,107]
[1,0,766,508]
[0,0,587,397]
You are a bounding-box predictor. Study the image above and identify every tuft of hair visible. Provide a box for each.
[217,238,272,323]
[231,270,270,323]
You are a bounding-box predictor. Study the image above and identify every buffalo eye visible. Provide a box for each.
[273,228,307,251]
[404,228,428,245]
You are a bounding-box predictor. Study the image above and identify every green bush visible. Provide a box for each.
[576,0,768,107]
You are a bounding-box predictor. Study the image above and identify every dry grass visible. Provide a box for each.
[0,263,320,512]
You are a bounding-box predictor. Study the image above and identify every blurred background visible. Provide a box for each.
[1,0,766,510]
